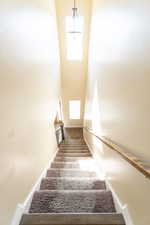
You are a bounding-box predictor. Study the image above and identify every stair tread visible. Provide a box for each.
[61,144,86,145]
[54,157,92,162]
[59,146,89,150]
[52,162,87,164]
[41,177,105,181]
[55,156,92,158]
[60,146,87,148]
[57,153,91,157]
[51,162,89,169]
[46,168,97,177]
[40,177,106,190]
[59,149,89,152]
[60,145,88,147]
[47,168,96,171]
[57,152,90,153]
[21,213,125,225]
[29,190,116,213]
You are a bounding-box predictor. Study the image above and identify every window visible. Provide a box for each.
[69,100,81,119]
[66,16,83,60]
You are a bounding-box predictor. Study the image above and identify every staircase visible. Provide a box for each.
[20,135,125,225]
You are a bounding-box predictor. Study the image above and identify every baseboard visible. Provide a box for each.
[121,205,134,225]
[105,181,134,225]
[10,148,58,225]
[84,135,134,225]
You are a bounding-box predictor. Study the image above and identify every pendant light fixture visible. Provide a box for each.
[68,0,81,39]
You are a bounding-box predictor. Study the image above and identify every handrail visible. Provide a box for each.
[84,127,150,179]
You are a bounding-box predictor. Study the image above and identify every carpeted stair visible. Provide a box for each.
[60,146,89,150]
[29,190,115,213]
[40,177,106,190]
[55,156,92,162]
[20,136,125,225]
[46,168,97,177]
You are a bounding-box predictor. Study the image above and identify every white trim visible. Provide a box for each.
[84,134,134,225]
[105,181,134,225]
[65,125,83,128]
[105,180,123,213]
[10,148,58,225]
[10,204,25,225]
[84,135,94,155]
[122,205,134,225]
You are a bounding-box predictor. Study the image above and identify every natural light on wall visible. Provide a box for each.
[66,16,83,60]
[69,100,81,119]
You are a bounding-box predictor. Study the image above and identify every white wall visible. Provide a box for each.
[0,1,61,225]
[84,0,150,224]
[56,0,91,127]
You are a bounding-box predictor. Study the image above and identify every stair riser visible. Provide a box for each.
[59,149,89,152]
[59,150,89,153]
[60,147,87,149]
[40,178,106,190]
[62,142,85,143]
[59,148,89,151]
[51,162,81,169]
[21,213,125,225]
[61,144,86,146]
[61,142,86,144]
[61,145,87,148]
[60,143,87,146]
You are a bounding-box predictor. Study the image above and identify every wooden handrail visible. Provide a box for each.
[84,127,150,179]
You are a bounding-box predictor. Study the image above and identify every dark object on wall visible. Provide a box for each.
[55,122,65,146]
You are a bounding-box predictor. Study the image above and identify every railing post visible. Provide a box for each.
[55,121,65,146]
[60,122,65,141]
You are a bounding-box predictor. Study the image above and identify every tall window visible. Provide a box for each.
[66,16,83,60]
[69,100,81,119]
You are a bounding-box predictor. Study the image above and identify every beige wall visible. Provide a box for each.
[84,0,150,224]
[0,1,60,225]
[56,0,91,127]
